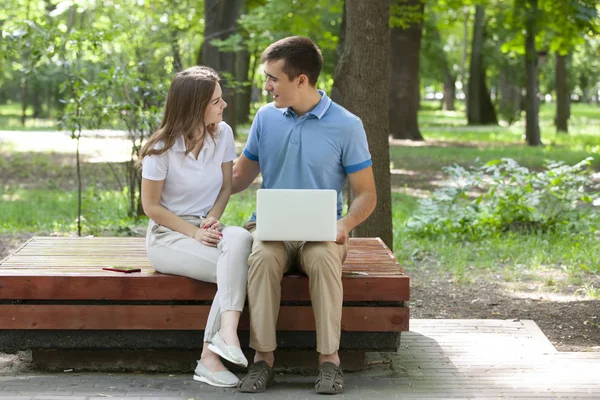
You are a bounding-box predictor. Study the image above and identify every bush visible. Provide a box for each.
[407,157,600,238]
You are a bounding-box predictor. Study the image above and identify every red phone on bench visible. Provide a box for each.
[102,266,141,273]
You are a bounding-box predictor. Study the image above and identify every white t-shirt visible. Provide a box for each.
[142,121,236,217]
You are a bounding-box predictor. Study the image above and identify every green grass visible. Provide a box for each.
[398,102,600,171]
[0,103,57,131]
[0,186,257,236]
[0,187,142,235]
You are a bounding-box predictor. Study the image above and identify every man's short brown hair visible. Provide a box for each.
[261,36,323,86]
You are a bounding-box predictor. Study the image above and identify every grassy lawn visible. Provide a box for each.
[1,101,599,296]
[0,103,57,131]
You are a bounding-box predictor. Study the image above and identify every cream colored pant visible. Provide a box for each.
[146,216,252,342]
[245,222,349,355]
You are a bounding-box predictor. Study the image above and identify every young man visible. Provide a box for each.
[232,36,376,395]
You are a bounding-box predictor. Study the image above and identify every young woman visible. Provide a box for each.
[139,66,252,387]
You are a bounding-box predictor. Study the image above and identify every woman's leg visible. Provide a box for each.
[147,221,224,371]
[203,226,253,347]
[146,222,251,369]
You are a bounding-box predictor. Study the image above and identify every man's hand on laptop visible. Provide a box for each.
[335,220,350,245]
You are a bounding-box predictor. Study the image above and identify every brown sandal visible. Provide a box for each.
[237,361,275,393]
[315,362,344,394]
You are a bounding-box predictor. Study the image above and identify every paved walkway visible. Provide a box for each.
[1,319,599,399]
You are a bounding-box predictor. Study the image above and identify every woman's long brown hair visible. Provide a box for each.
[137,66,220,166]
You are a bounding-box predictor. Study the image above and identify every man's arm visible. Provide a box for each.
[336,166,377,244]
[232,153,261,194]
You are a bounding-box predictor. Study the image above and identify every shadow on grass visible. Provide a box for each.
[0,150,126,191]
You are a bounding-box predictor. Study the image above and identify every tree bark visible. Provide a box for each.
[172,34,183,73]
[235,49,251,125]
[524,0,541,146]
[201,0,244,136]
[331,0,393,249]
[431,25,456,111]
[467,5,497,125]
[554,53,570,133]
[389,0,425,140]
[461,6,469,93]
[498,68,521,125]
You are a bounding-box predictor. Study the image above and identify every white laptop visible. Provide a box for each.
[255,189,337,241]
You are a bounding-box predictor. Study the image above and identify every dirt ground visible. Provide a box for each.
[1,132,599,353]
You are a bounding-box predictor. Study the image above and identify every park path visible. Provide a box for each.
[1,319,599,399]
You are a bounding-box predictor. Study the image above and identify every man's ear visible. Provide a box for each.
[297,74,308,88]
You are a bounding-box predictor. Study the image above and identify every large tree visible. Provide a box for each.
[200,0,245,136]
[522,0,542,145]
[332,0,393,249]
[388,0,425,140]
[466,5,498,125]
[547,0,598,133]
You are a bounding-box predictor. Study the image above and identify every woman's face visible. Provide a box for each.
[204,82,227,125]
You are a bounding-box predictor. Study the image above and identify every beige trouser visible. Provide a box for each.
[245,222,349,355]
[146,216,253,342]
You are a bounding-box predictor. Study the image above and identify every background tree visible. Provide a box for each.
[332,0,393,248]
[389,0,425,141]
[544,0,599,133]
[200,0,245,136]
[467,5,498,125]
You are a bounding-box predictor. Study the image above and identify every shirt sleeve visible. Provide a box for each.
[222,123,236,163]
[141,148,168,181]
[243,109,261,162]
[342,119,372,174]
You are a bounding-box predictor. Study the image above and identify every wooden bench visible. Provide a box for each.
[0,236,409,370]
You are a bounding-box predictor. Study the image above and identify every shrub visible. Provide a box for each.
[407,157,600,238]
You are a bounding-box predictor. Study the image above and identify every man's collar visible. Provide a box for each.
[283,90,332,119]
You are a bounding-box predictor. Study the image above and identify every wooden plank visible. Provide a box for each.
[0,274,409,301]
[0,236,409,301]
[0,305,409,332]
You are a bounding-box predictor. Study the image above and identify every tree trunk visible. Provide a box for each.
[235,49,251,125]
[32,77,44,118]
[524,0,541,146]
[461,6,469,92]
[467,5,497,125]
[201,0,244,136]
[431,25,456,111]
[498,68,521,125]
[331,0,393,249]
[172,34,183,73]
[389,0,425,140]
[554,53,570,133]
[21,78,29,126]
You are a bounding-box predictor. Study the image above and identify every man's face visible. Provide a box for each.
[263,59,299,109]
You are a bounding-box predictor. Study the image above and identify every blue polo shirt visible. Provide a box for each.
[243,90,372,220]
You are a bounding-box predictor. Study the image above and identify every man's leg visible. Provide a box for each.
[299,241,349,394]
[238,236,296,392]
[298,241,349,363]
[247,238,294,365]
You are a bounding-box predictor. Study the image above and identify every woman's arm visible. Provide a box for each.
[141,178,221,246]
[203,161,233,229]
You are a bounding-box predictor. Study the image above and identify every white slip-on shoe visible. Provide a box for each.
[208,332,248,368]
[193,360,239,388]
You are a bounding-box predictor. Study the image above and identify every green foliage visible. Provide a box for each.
[234,0,343,89]
[407,157,600,237]
[390,0,426,29]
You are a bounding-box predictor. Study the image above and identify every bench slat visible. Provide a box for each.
[0,275,409,301]
[0,237,410,302]
[0,305,408,332]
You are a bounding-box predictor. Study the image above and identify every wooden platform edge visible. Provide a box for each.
[0,304,409,332]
